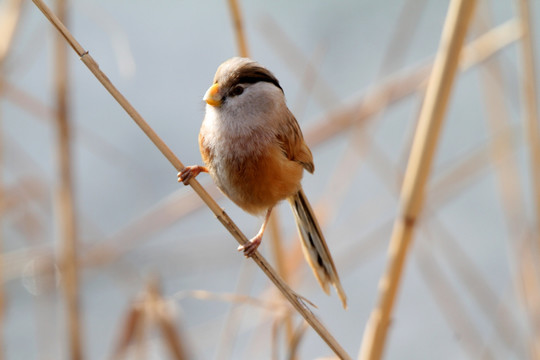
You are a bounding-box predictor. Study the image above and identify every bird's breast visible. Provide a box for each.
[200,123,303,215]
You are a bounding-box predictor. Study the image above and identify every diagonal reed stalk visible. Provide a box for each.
[53,0,84,359]
[30,0,351,358]
[358,1,477,359]
[266,211,297,353]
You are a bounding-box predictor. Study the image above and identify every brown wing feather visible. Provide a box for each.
[276,110,314,173]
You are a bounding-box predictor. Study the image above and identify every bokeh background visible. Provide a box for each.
[1,0,540,359]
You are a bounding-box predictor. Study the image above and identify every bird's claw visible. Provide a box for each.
[237,236,262,257]
[177,166,204,185]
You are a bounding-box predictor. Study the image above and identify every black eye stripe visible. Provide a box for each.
[234,71,283,92]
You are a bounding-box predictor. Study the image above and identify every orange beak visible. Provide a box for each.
[203,83,222,107]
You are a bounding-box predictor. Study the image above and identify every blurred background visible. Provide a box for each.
[1,0,540,359]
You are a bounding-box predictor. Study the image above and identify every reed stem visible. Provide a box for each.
[53,0,83,359]
[0,0,25,357]
[359,1,477,359]
[513,2,540,350]
[516,0,540,241]
[227,0,249,58]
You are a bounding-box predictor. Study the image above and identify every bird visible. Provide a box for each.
[178,57,347,308]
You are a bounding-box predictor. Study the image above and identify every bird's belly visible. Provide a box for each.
[211,144,304,215]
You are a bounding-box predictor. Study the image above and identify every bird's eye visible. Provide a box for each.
[230,85,244,97]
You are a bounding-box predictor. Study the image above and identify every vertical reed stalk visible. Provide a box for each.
[267,212,296,353]
[0,85,4,360]
[53,0,83,359]
[516,0,540,240]
[513,0,540,350]
[0,1,24,358]
[358,1,477,359]
[227,0,249,58]
[31,1,351,358]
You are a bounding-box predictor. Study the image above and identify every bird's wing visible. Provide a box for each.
[276,110,314,173]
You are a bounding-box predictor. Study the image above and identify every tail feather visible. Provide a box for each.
[288,188,347,309]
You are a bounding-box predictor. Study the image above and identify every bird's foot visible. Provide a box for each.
[237,234,262,257]
[177,165,207,185]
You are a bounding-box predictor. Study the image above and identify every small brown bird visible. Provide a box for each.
[179,57,347,308]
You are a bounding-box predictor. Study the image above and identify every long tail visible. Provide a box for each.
[288,188,347,308]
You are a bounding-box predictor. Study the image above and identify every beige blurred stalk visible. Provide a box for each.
[0,0,24,359]
[359,0,477,359]
[53,0,84,359]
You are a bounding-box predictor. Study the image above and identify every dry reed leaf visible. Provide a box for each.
[174,289,287,313]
